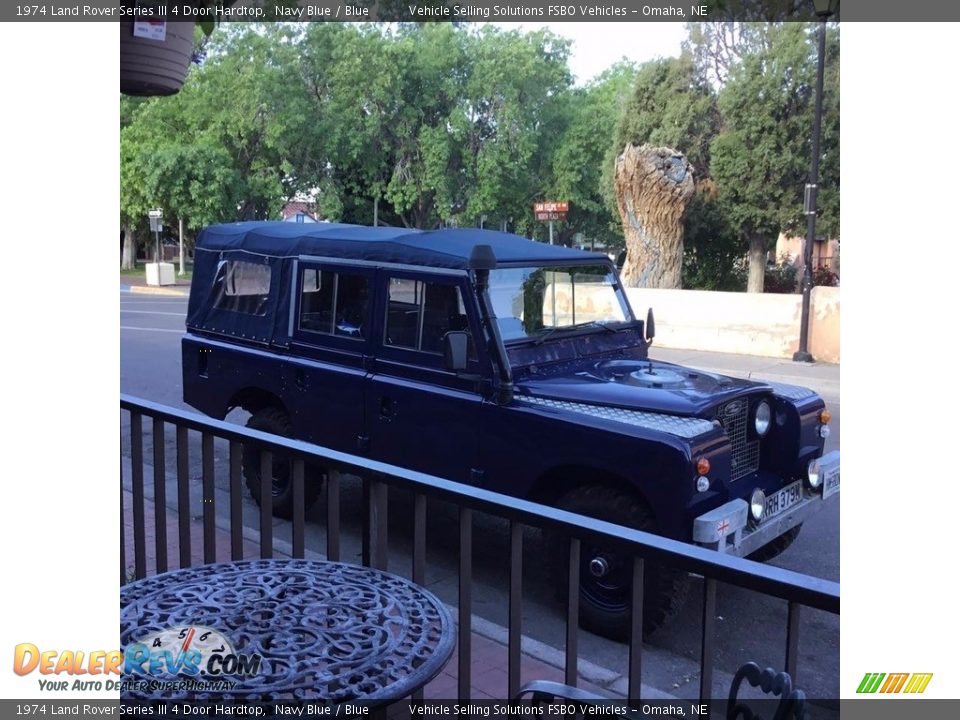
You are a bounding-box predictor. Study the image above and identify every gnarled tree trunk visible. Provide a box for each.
[614,144,695,288]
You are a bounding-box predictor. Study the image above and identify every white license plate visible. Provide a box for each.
[822,465,840,499]
[761,480,804,522]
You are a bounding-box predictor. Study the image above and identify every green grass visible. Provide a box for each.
[121,265,192,280]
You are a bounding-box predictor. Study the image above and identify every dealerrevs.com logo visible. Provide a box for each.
[13,626,261,692]
[856,672,934,694]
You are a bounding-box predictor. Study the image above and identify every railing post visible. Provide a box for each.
[130,412,146,580]
[628,557,645,706]
[229,441,242,561]
[565,537,580,687]
[291,459,305,559]
[176,426,191,568]
[369,479,388,571]
[326,470,341,562]
[458,507,473,701]
[202,432,216,563]
[785,601,801,680]
[699,578,717,706]
[259,448,273,559]
[508,520,523,698]
[120,436,126,586]
[152,418,167,574]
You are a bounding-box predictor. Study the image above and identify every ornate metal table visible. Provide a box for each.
[119,559,455,702]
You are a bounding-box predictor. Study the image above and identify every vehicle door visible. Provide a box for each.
[286,260,374,453]
[365,270,488,484]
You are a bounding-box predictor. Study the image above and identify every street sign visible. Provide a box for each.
[149,209,163,233]
[534,201,569,221]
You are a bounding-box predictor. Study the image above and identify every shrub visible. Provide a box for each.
[763,258,798,294]
[812,265,839,287]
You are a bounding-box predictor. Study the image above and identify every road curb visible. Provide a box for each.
[121,284,190,297]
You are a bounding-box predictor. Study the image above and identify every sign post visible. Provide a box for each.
[146,209,174,286]
[148,209,163,263]
[533,201,569,245]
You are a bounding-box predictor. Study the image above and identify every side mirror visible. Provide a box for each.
[645,308,656,343]
[443,331,470,372]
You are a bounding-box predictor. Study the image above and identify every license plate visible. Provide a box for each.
[761,480,803,522]
[822,465,840,499]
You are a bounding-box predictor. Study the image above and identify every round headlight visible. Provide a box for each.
[696,476,711,493]
[749,488,766,522]
[754,401,772,437]
[808,458,822,489]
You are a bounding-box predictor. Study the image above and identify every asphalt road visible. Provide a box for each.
[120,292,840,699]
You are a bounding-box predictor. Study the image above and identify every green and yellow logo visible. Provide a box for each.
[857,672,933,694]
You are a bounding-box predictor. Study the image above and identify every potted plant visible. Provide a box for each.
[120,2,237,97]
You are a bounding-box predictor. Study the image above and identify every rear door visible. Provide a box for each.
[286,261,374,453]
[365,270,489,484]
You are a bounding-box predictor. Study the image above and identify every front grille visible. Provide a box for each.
[718,399,760,481]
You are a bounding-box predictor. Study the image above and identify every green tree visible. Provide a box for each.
[547,62,637,249]
[709,22,839,292]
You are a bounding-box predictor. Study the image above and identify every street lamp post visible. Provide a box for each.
[794,0,837,363]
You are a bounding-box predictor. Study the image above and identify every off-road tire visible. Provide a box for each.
[747,524,802,562]
[242,408,323,519]
[552,485,689,640]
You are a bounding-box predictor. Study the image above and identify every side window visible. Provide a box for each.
[385,278,475,358]
[298,268,369,339]
[213,260,271,315]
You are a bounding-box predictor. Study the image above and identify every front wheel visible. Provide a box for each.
[242,407,323,519]
[553,485,689,640]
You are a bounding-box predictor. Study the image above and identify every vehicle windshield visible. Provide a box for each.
[488,265,633,343]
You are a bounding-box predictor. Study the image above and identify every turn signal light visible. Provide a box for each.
[819,410,832,424]
[696,457,711,476]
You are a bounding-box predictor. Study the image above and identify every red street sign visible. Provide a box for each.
[534,201,568,222]
[534,201,569,213]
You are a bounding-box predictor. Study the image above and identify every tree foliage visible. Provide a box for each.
[120,21,838,293]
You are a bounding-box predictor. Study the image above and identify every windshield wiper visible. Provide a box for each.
[531,321,620,346]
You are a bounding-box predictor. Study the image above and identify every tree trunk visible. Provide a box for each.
[121,225,136,270]
[747,235,767,293]
[614,144,695,288]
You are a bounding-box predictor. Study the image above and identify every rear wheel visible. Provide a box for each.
[242,407,323,519]
[553,485,689,640]
[747,524,802,562]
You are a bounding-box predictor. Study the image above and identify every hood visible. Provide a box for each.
[514,358,768,417]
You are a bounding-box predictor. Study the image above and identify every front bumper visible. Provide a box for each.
[692,450,839,557]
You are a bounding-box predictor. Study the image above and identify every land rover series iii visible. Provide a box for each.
[183,221,839,639]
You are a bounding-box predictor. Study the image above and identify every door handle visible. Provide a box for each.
[379,396,397,421]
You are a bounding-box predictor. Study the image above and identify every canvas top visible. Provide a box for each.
[195,221,609,270]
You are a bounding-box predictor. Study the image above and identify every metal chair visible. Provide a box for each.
[513,680,643,719]
[727,662,807,720]
[515,662,807,720]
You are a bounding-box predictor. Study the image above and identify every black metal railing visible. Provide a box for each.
[120,393,840,705]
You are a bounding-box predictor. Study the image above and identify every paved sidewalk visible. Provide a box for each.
[651,346,840,398]
[121,273,190,297]
[122,488,640,704]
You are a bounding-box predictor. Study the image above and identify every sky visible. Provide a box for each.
[497,22,688,84]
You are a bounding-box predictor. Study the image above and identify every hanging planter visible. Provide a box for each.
[120,20,196,96]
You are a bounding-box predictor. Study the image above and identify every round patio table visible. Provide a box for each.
[119,558,455,702]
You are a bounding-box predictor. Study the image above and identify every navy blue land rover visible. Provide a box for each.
[182,221,839,640]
